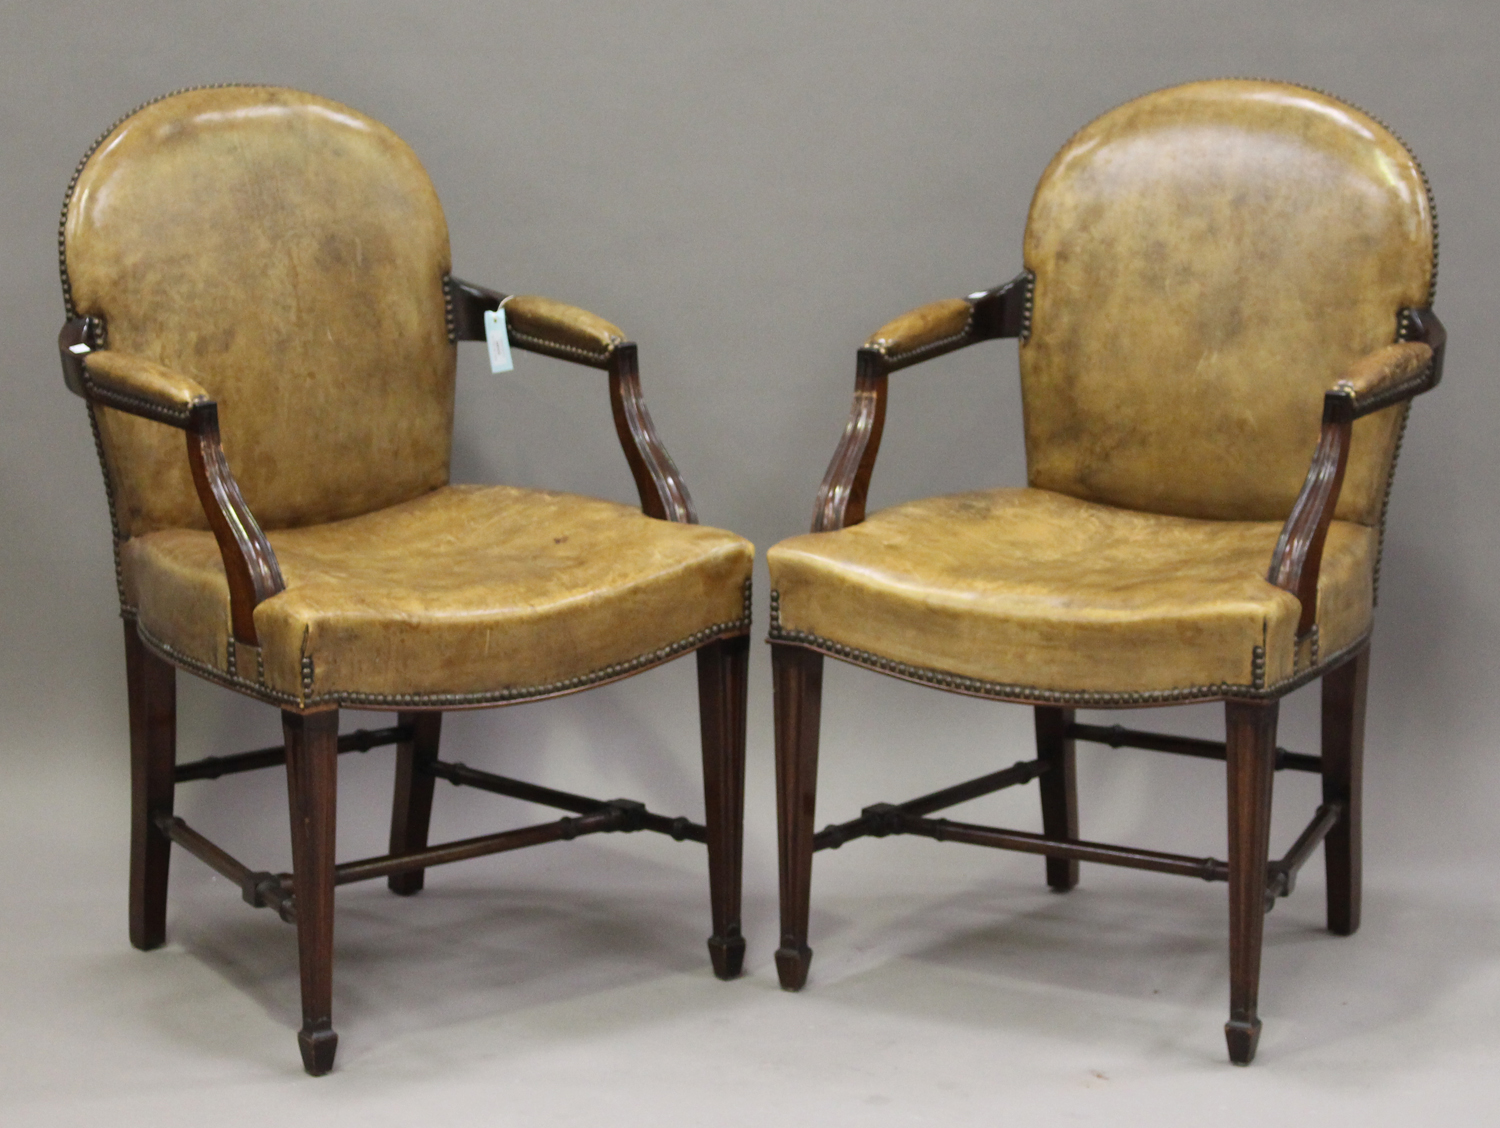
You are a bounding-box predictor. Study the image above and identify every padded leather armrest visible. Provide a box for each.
[857,273,1031,374]
[1331,341,1434,419]
[503,295,627,366]
[865,299,973,363]
[83,350,211,425]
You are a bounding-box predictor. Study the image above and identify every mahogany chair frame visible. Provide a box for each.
[62,279,749,1075]
[770,272,1445,1065]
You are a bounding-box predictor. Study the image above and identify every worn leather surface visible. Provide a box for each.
[1022,79,1433,525]
[1337,341,1432,406]
[866,298,972,360]
[505,295,626,360]
[84,350,209,411]
[65,86,455,539]
[123,484,753,705]
[769,488,1374,696]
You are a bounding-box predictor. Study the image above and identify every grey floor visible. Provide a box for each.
[7,679,1498,1126]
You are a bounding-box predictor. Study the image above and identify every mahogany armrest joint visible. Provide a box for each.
[444,277,696,523]
[59,315,104,396]
[57,319,283,644]
[446,277,507,344]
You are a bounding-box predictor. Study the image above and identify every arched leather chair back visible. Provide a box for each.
[62,85,455,539]
[1021,79,1434,525]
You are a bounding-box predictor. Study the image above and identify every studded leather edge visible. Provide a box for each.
[875,311,975,366]
[506,328,617,363]
[1369,402,1410,606]
[767,588,1366,705]
[1019,270,1035,342]
[132,577,753,712]
[442,274,458,344]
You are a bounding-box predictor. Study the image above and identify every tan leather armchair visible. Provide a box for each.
[765,79,1444,1064]
[58,86,752,1075]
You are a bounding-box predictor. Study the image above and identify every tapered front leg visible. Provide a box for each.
[773,643,823,991]
[284,708,339,1076]
[1322,646,1368,936]
[697,634,750,979]
[387,712,443,896]
[1224,698,1279,1065]
[125,622,176,951]
[1034,706,1079,891]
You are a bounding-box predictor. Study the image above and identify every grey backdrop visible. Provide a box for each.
[2,0,1498,1071]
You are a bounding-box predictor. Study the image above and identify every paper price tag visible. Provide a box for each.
[484,307,514,373]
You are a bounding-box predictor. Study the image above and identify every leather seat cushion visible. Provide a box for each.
[123,484,753,707]
[768,488,1374,699]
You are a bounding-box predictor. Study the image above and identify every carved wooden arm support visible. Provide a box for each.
[812,271,1032,531]
[865,298,974,368]
[1268,308,1445,633]
[59,319,285,645]
[446,277,696,523]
